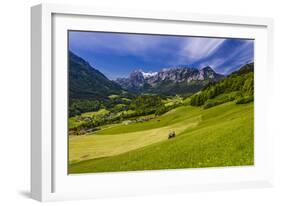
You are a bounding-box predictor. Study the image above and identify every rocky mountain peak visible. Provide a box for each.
[115,65,224,94]
[199,66,219,79]
[201,66,213,72]
[129,70,145,86]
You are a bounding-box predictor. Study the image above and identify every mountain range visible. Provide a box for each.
[69,51,252,100]
[115,66,224,95]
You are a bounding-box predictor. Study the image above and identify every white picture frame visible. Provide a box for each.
[31,3,274,202]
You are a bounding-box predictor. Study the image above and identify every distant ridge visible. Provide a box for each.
[69,51,123,101]
[231,63,254,76]
[68,52,252,98]
[115,66,224,95]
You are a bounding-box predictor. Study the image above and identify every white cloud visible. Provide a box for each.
[181,37,225,61]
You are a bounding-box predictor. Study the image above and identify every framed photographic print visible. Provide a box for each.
[31,3,274,201]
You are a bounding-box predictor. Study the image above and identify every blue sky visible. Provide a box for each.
[69,31,254,80]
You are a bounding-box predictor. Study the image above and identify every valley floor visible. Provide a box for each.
[68,102,254,174]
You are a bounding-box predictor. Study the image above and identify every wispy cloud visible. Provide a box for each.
[214,40,254,74]
[193,39,254,74]
[180,37,225,60]
[69,31,254,78]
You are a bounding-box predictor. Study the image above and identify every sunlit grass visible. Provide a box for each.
[69,102,254,173]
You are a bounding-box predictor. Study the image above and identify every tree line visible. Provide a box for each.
[190,65,254,107]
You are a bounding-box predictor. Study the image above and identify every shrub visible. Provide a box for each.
[203,93,235,109]
[236,96,254,104]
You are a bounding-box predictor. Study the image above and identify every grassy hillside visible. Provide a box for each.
[69,101,254,173]
[190,63,254,108]
[69,105,200,163]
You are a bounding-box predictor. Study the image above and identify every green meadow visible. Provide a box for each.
[69,101,254,174]
[68,55,254,174]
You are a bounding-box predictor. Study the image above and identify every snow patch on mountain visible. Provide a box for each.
[141,71,158,79]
